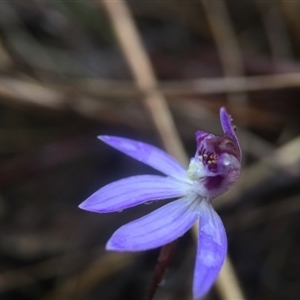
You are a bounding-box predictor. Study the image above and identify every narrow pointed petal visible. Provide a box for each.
[79,175,188,213]
[98,136,188,181]
[106,198,198,251]
[220,107,241,161]
[193,202,227,299]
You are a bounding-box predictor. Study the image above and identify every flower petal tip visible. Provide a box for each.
[220,107,231,127]
[78,199,101,212]
[105,240,116,251]
[78,200,90,211]
[220,106,227,115]
[219,107,242,161]
[105,235,127,252]
[97,135,109,142]
[192,204,227,300]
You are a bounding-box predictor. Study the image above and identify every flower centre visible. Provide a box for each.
[198,152,219,173]
[187,136,240,182]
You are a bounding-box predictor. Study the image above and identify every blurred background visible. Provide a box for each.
[1,1,300,299]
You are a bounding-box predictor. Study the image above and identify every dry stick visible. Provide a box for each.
[0,78,64,110]
[161,73,300,95]
[77,72,300,98]
[279,0,300,51]
[4,72,300,111]
[0,36,13,69]
[101,1,244,300]
[200,0,248,114]
[255,0,293,61]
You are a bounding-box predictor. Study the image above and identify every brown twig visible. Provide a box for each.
[200,0,248,116]
[256,0,293,61]
[279,0,300,52]
[3,73,300,114]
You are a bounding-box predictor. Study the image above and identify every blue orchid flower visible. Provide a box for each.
[79,107,241,299]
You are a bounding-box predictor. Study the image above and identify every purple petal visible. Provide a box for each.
[79,175,188,213]
[193,201,227,299]
[219,107,242,161]
[106,198,198,251]
[98,136,188,181]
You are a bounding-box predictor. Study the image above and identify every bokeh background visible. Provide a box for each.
[1,1,300,299]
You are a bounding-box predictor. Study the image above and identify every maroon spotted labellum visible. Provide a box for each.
[190,121,241,200]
